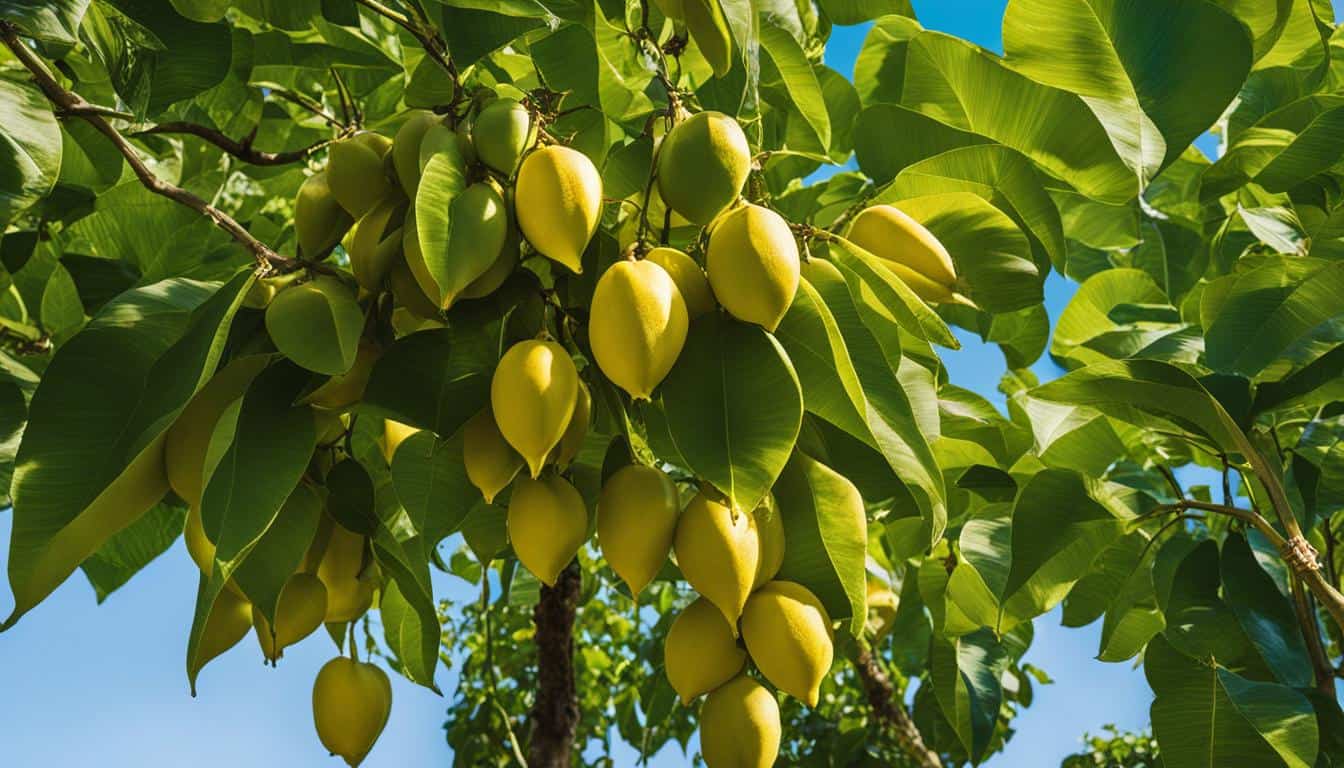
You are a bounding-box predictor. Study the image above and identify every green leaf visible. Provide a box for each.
[854,103,989,184]
[660,313,803,513]
[371,521,441,691]
[79,502,187,603]
[326,457,378,536]
[389,429,473,546]
[1050,268,1171,367]
[0,0,91,44]
[772,450,868,633]
[460,499,509,563]
[1162,539,1256,665]
[759,20,830,149]
[825,236,957,348]
[0,77,62,228]
[1146,634,1318,768]
[265,277,364,376]
[361,328,492,439]
[231,482,322,626]
[380,576,440,689]
[930,629,1009,763]
[818,0,913,25]
[1200,96,1344,202]
[413,125,470,305]
[1220,533,1313,688]
[1062,529,1147,627]
[1097,532,1165,662]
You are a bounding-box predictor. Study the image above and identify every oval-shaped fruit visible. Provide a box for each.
[665,596,746,704]
[473,98,536,176]
[183,505,246,597]
[490,339,579,478]
[656,111,749,225]
[740,580,834,707]
[515,145,602,273]
[590,260,689,400]
[312,656,392,767]
[699,675,781,768]
[597,465,680,596]
[551,380,590,468]
[645,247,714,318]
[344,197,405,292]
[389,256,440,320]
[847,204,958,302]
[328,132,396,219]
[507,474,588,586]
[266,277,365,375]
[254,572,328,662]
[382,420,418,465]
[459,199,521,300]
[166,356,270,507]
[195,586,254,672]
[464,407,525,504]
[751,495,784,589]
[316,521,375,623]
[393,110,441,195]
[295,171,353,259]
[682,0,734,78]
[706,204,799,332]
[673,491,759,633]
[407,182,509,309]
[304,340,380,411]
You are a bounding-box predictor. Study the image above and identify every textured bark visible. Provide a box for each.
[528,564,580,767]
[854,645,942,768]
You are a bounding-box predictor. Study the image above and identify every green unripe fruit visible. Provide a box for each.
[549,380,590,468]
[166,355,270,508]
[464,406,524,504]
[393,110,441,195]
[389,259,440,320]
[473,98,537,176]
[406,182,509,309]
[294,171,353,259]
[327,132,396,219]
[312,656,392,767]
[706,204,799,331]
[194,586,254,674]
[344,197,406,292]
[657,111,750,225]
[699,675,781,768]
[682,0,733,77]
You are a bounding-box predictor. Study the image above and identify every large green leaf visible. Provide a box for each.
[361,328,492,439]
[1146,634,1318,768]
[1220,533,1312,688]
[1200,96,1344,201]
[818,0,913,25]
[1162,539,1257,665]
[1050,268,1171,367]
[1097,532,1165,662]
[230,482,322,627]
[853,103,989,184]
[0,77,62,229]
[660,313,803,513]
[930,629,1009,763]
[79,501,187,603]
[759,20,830,150]
[389,429,474,545]
[1002,0,1252,181]
[0,0,91,44]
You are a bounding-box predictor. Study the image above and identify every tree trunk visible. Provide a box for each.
[528,564,580,767]
[853,644,942,768]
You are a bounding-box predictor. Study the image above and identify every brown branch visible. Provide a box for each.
[853,644,942,768]
[0,23,300,274]
[266,86,349,129]
[529,563,580,767]
[135,122,329,166]
[1156,464,1183,500]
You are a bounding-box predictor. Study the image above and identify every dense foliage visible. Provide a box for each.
[2,0,1344,767]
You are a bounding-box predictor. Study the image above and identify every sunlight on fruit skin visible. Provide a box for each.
[515,145,603,273]
[847,204,959,301]
[706,204,800,332]
[645,247,715,318]
[751,495,785,590]
[740,580,835,707]
[597,464,681,597]
[304,340,380,411]
[673,491,760,634]
[381,420,418,465]
[253,572,328,662]
[464,407,525,504]
[317,521,376,623]
[294,171,353,260]
[473,98,537,176]
[699,675,781,768]
[392,110,441,196]
[344,197,405,292]
[681,0,734,78]
[165,355,270,508]
[550,380,590,468]
[459,210,521,300]
[491,339,580,478]
[327,132,397,219]
[312,656,393,767]
[407,182,509,309]
[507,475,589,587]
[656,111,750,225]
[665,596,747,705]
[590,260,689,400]
[194,586,254,673]
[184,505,247,597]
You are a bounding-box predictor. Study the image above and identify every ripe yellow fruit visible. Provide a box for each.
[656,111,749,225]
[389,259,440,320]
[382,419,417,464]
[195,585,254,672]
[254,572,328,662]
[473,98,536,175]
[597,465,680,596]
[304,340,380,412]
[295,171,353,259]
[515,145,602,273]
[312,656,393,767]
[590,260,689,400]
[682,0,734,78]
[166,356,269,508]
[317,521,376,623]
[393,110,441,195]
[344,197,405,292]
[846,204,960,304]
[673,491,759,633]
[645,247,715,318]
[665,596,746,704]
[751,495,785,589]
[699,675,781,768]
[706,204,799,332]
[464,407,525,504]
[328,132,396,219]
[507,474,588,586]
[740,580,834,707]
[490,339,579,478]
[551,380,590,468]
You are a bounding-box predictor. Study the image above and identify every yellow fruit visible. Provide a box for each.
[312,656,393,767]
[464,407,525,504]
[183,505,247,597]
[166,356,269,508]
[515,145,603,273]
[682,0,734,78]
[389,258,440,320]
[473,98,536,175]
[382,420,418,464]
[194,586,254,673]
[295,171,353,259]
[665,597,746,704]
[344,197,405,292]
[740,580,834,707]
[597,465,680,596]
[328,132,396,218]
[317,521,376,623]
[393,110,441,195]
[507,474,588,586]
[706,204,799,331]
[406,182,509,309]
[846,204,959,304]
[673,491,759,633]
[751,495,784,589]
[865,572,898,641]
[254,572,328,662]
[645,247,714,317]
[490,339,579,478]
[656,111,749,225]
[304,340,380,411]
[550,380,590,468]
[590,260,689,400]
[699,675,781,768]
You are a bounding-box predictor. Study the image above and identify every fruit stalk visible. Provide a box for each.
[529,563,581,767]
[852,643,943,768]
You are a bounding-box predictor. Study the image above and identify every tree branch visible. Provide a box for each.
[529,564,580,768]
[354,0,460,94]
[853,643,942,768]
[135,122,329,166]
[0,23,300,274]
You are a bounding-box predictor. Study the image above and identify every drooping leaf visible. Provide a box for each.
[930,629,1009,763]
[0,77,62,229]
[0,0,91,44]
[361,328,492,439]
[1220,533,1313,688]
[79,501,187,603]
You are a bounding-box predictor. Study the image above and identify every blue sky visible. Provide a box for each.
[0,1,1265,766]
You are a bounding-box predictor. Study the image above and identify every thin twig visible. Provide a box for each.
[354,0,460,93]
[136,122,329,165]
[266,86,350,129]
[1156,464,1183,500]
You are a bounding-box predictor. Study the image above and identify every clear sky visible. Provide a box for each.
[0,2,1229,766]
